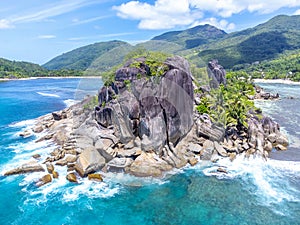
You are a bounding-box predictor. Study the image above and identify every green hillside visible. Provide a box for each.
[41,14,300,74]
[238,50,300,81]
[198,15,300,68]
[0,58,47,78]
[43,40,131,70]
[0,58,83,79]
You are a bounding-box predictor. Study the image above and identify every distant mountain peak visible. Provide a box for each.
[151,24,227,49]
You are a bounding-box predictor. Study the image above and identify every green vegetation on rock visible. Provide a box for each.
[102,49,171,86]
[196,71,258,128]
[83,95,99,110]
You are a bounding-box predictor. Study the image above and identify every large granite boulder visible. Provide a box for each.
[75,147,106,177]
[207,59,226,89]
[128,152,173,177]
[95,56,194,154]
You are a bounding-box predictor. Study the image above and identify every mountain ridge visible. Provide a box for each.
[2,14,300,77]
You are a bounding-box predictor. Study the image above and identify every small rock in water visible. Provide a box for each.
[52,171,59,179]
[66,173,78,183]
[36,174,52,187]
[217,167,228,174]
[188,157,198,166]
[19,130,32,138]
[275,144,288,151]
[32,154,41,159]
[32,125,43,133]
[264,141,273,152]
[88,173,103,182]
[228,152,236,161]
[46,162,54,174]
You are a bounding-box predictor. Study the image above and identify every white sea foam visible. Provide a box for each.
[63,180,120,202]
[37,92,60,98]
[9,119,36,128]
[202,155,300,214]
[63,99,79,107]
[104,172,169,187]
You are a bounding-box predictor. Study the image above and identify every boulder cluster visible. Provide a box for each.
[4,56,289,184]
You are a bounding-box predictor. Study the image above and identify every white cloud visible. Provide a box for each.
[191,18,236,32]
[190,0,300,17]
[293,9,300,15]
[114,0,300,30]
[11,0,97,23]
[0,19,13,29]
[38,35,56,39]
[113,0,202,30]
[1,0,104,29]
[72,15,109,25]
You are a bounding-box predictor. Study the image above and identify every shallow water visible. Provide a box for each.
[0,79,299,225]
[255,82,300,161]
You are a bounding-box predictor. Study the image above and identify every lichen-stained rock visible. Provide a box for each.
[4,161,45,176]
[128,152,172,177]
[36,174,52,187]
[88,173,103,182]
[188,157,198,166]
[46,162,54,174]
[52,171,59,178]
[75,147,106,177]
[66,173,78,183]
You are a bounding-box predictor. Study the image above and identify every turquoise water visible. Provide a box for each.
[0,79,300,225]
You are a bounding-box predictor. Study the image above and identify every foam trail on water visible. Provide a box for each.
[9,119,36,128]
[37,92,60,98]
[63,99,79,107]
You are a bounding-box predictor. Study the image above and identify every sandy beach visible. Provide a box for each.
[254,78,300,85]
[0,76,102,81]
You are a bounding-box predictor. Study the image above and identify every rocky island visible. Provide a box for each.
[4,54,289,185]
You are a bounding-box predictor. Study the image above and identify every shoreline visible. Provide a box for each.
[0,76,102,81]
[254,78,300,85]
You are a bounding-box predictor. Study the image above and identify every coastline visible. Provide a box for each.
[0,76,102,81]
[254,78,300,85]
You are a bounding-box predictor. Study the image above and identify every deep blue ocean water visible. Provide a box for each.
[0,79,300,225]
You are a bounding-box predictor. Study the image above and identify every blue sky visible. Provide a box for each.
[0,0,300,65]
